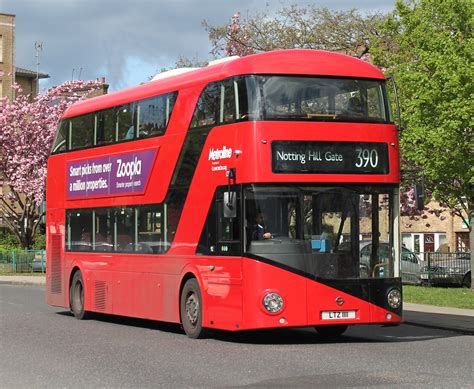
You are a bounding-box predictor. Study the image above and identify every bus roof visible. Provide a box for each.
[63,49,386,119]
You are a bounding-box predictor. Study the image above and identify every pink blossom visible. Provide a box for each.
[225,12,255,57]
[0,79,103,248]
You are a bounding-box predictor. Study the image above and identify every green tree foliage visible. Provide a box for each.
[372,0,473,228]
[0,230,20,250]
[31,233,46,250]
[204,5,387,58]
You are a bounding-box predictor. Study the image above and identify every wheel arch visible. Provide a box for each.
[69,266,82,290]
[68,264,85,309]
[178,267,207,325]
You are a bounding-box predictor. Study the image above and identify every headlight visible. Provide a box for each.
[387,288,402,309]
[262,293,284,314]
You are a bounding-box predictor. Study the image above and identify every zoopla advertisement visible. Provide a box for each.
[66,149,157,199]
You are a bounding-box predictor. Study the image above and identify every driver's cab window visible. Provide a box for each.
[245,191,299,245]
[306,192,357,253]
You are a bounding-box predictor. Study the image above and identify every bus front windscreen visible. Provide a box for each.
[245,184,395,280]
[250,76,389,123]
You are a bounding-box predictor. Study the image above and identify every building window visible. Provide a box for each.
[0,35,3,63]
[456,232,470,252]
[401,232,451,258]
[437,234,448,251]
[401,233,412,251]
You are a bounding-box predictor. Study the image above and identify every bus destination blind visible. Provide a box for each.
[272,141,389,174]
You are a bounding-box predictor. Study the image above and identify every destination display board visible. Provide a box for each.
[272,141,389,174]
[66,149,157,199]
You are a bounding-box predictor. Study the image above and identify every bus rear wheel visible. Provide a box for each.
[70,271,90,320]
[315,325,348,338]
[180,278,209,339]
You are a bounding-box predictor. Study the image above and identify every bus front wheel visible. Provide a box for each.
[70,271,90,320]
[315,325,348,338]
[180,278,209,339]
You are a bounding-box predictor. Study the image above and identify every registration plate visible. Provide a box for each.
[322,310,356,320]
[420,274,429,279]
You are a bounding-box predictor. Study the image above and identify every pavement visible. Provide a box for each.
[404,303,474,335]
[0,275,46,286]
[1,275,473,335]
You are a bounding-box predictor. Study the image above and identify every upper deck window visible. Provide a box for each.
[188,75,389,131]
[191,83,220,128]
[137,93,177,138]
[116,103,136,142]
[190,78,247,129]
[51,91,178,154]
[96,108,117,146]
[52,120,69,153]
[255,76,389,124]
[70,114,94,150]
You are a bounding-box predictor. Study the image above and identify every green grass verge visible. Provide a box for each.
[403,285,474,309]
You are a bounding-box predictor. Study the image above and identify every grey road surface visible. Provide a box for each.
[1,284,473,388]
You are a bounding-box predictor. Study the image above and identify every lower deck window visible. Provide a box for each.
[66,204,168,253]
[67,210,93,251]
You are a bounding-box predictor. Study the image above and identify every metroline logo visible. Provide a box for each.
[208,146,232,161]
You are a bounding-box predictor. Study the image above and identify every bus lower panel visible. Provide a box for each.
[235,258,401,331]
[46,253,401,332]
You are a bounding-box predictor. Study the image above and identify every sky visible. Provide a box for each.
[1,0,396,91]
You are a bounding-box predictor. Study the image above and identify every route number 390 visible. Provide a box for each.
[355,148,379,168]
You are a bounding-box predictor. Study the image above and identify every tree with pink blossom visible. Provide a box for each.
[223,12,255,57]
[204,6,387,59]
[0,78,103,248]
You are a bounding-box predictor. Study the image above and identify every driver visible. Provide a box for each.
[252,212,272,240]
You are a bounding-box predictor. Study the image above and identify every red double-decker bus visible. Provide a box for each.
[46,49,402,338]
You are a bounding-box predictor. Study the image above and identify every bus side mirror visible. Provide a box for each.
[223,192,237,218]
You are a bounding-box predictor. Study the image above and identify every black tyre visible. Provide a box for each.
[315,325,348,338]
[70,271,90,320]
[462,273,471,289]
[180,278,209,339]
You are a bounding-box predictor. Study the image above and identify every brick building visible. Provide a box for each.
[0,13,49,100]
[0,13,15,99]
[401,202,470,254]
